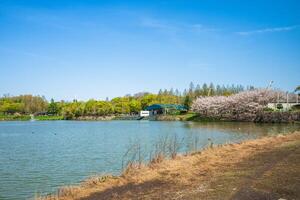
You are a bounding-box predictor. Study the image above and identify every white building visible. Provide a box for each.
[267,102,299,111]
[139,110,150,117]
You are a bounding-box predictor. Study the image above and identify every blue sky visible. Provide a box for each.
[0,0,299,100]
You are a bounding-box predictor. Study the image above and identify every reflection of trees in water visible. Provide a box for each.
[121,122,300,168]
[182,122,300,153]
[183,122,300,137]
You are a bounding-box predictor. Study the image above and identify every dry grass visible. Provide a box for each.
[38,131,300,200]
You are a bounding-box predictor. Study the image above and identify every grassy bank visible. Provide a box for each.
[155,112,199,121]
[34,115,64,120]
[0,115,64,121]
[39,131,300,200]
[155,113,224,122]
[170,111,300,123]
[0,114,31,121]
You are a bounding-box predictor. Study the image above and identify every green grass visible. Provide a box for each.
[0,114,64,121]
[155,113,222,122]
[178,112,199,121]
[168,112,222,122]
[0,114,31,121]
[35,115,64,120]
[184,114,221,122]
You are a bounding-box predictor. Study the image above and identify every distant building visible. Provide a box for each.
[267,102,299,111]
[139,110,150,117]
[145,104,188,115]
[267,93,299,111]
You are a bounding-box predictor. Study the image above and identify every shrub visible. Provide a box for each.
[291,104,300,111]
[263,107,274,112]
[276,103,283,110]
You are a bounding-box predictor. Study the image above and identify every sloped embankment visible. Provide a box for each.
[41,131,300,200]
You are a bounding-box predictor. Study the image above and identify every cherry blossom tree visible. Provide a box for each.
[191,89,290,121]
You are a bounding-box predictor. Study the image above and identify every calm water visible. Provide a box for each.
[0,120,299,200]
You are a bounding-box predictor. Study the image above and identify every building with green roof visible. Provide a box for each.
[145,104,188,115]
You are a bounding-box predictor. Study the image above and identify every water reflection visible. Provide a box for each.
[184,122,300,137]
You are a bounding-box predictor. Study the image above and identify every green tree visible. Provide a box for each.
[62,102,84,119]
[183,95,192,110]
[202,83,208,96]
[0,102,24,114]
[11,95,48,114]
[47,99,59,115]
[111,97,130,114]
[194,84,201,97]
[85,99,98,115]
[140,94,157,109]
[189,82,195,93]
[209,83,215,96]
[129,100,141,114]
[93,101,113,115]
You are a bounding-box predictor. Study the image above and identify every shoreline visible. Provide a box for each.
[1,112,300,123]
[39,131,300,200]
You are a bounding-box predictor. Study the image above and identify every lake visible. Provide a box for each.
[0,120,299,200]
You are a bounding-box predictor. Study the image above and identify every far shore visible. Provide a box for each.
[1,111,300,123]
[39,131,300,200]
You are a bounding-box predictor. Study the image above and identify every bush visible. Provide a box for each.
[276,103,283,110]
[263,107,274,112]
[291,104,300,111]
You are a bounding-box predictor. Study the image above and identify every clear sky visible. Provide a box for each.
[0,0,299,101]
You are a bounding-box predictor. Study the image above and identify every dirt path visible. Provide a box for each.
[223,138,299,200]
[229,148,294,200]
[43,132,300,200]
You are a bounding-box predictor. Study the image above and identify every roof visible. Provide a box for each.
[268,102,299,104]
[145,104,188,111]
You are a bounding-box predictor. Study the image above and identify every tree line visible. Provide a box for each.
[0,83,248,119]
[0,95,48,115]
